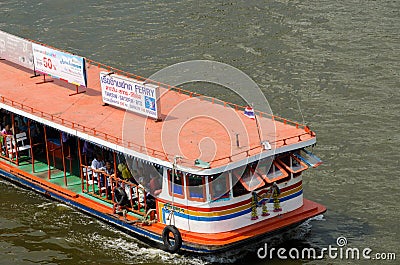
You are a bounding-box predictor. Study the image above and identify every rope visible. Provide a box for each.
[255,186,274,206]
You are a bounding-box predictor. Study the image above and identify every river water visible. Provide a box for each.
[0,1,399,264]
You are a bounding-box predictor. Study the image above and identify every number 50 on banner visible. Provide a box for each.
[32,43,87,87]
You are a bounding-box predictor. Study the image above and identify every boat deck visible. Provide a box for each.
[1,155,146,218]
[0,60,314,170]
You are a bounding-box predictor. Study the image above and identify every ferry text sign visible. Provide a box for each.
[100,72,160,119]
[32,43,87,87]
[0,30,34,70]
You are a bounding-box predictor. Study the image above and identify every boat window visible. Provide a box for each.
[209,172,230,201]
[232,175,250,197]
[276,154,308,174]
[186,174,206,202]
[255,158,288,183]
[293,149,323,168]
[232,164,265,192]
[127,159,164,182]
[167,169,185,199]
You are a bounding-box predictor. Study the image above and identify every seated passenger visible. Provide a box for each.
[145,174,162,209]
[91,153,105,184]
[1,113,10,130]
[104,161,114,176]
[14,116,27,133]
[149,174,162,196]
[1,124,13,135]
[117,163,133,181]
[91,153,105,170]
[118,163,144,202]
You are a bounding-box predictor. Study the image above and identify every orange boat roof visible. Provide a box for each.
[0,59,315,173]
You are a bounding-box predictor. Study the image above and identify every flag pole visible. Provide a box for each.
[252,104,263,144]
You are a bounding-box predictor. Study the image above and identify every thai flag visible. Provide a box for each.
[244,106,255,119]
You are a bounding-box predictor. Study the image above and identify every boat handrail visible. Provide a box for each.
[80,164,148,215]
[85,57,307,129]
[1,95,314,167]
[211,131,314,165]
[21,37,309,131]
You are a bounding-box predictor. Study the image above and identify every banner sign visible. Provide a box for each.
[32,43,87,87]
[0,30,34,70]
[100,72,160,119]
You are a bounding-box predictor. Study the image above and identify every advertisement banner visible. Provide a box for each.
[0,30,34,70]
[100,72,160,119]
[32,43,87,87]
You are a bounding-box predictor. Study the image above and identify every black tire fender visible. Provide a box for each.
[162,225,182,253]
[113,187,128,206]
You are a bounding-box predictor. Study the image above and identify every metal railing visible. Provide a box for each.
[80,165,147,215]
[1,94,314,167]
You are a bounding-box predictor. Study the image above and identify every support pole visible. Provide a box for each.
[254,109,263,144]
[112,151,117,202]
[69,84,86,96]
[68,145,72,174]
[30,70,40,78]
[60,132,67,186]
[27,119,35,173]
[11,114,19,165]
[43,125,51,179]
[77,138,84,192]
[36,74,54,84]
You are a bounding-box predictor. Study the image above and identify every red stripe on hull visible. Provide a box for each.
[157,180,303,212]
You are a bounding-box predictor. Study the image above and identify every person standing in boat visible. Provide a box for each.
[82,140,94,165]
[0,110,11,130]
[91,153,105,185]
[1,124,14,157]
[103,160,114,199]
[117,163,132,181]
[117,163,136,201]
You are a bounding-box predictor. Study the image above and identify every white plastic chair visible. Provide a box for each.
[15,132,31,156]
[83,167,95,184]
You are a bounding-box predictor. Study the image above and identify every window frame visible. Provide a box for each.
[276,153,308,174]
[255,160,289,184]
[185,174,206,202]
[232,165,265,192]
[208,172,230,201]
[167,169,185,199]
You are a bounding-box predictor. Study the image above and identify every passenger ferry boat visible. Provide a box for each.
[0,30,326,254]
